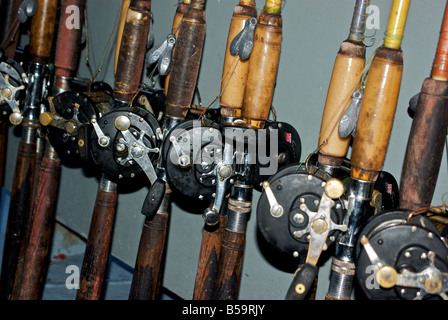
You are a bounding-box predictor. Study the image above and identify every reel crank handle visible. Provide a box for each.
[141,178,166,219]
[285,263,318,300]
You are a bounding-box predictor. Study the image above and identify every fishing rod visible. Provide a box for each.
[129,0,207,300]
[76,0,156,300]
[325,0,411,300]
[355,0,448,300]
[211,0,288,300]
[0,0,27,190]
[0,0,57,300]
[192,0,257,300]
[11,0,86,300]
[256,0,370,301]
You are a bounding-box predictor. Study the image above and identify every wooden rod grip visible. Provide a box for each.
[165,3,206,119]
[399,78,448,210]
[163,0,190,96]
[219,3,257,119]
[242,10,282,129]
[29,0,58,64]
[54,0,86,83]
[350,47,403,181]
[193,215,227,300]
[318,41,365,166]
[212,230,246,300]
[76,177,117,300]
[114,0,151,104]
[129,186,171,300]
[13,145,61,300]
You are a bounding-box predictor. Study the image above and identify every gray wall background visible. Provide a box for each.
[4,0,448,299]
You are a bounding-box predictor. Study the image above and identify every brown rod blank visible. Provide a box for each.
[0,0,58,300]
[128,184,171,300]
[0,0,22,189]
[399,0,448,211]
[129,0,207,300]
[12,0,86,300]
[76,0,151,300]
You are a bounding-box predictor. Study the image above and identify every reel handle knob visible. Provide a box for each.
[285,263,318,300]
[141,178,166,219]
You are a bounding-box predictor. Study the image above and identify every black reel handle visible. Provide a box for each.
[141,178,166,219]
[285,263,318,300]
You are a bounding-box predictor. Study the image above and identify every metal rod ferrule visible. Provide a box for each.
[99,174,118,192]
[335,178,374,261]
[22,62,47,120]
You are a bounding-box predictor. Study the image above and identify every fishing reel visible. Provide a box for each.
[257,156,400,261]
[40,90,111,166]
[162,119,301,225]
[89,104,165,218]
[257,164,347,260]
[356,210,448,300]
[0,50,27,124]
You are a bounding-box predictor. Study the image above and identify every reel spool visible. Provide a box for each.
[356,210,448,300]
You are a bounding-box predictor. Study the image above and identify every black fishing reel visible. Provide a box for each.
[162,119,224,201]
[356,210,448,300]
[89,104,166,218]
[162,119,301,224]
[0,50,27,124]
[41,90,111,166]
[257,164,347,259]
[90,105,161,181]
[257,157,400,259]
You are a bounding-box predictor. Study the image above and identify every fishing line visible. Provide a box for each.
[84,1,124,91]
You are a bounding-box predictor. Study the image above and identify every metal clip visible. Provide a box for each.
[145,33,176,76]
[339,89,363,138]
[229,17,257,60]
[18,0,37,23]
